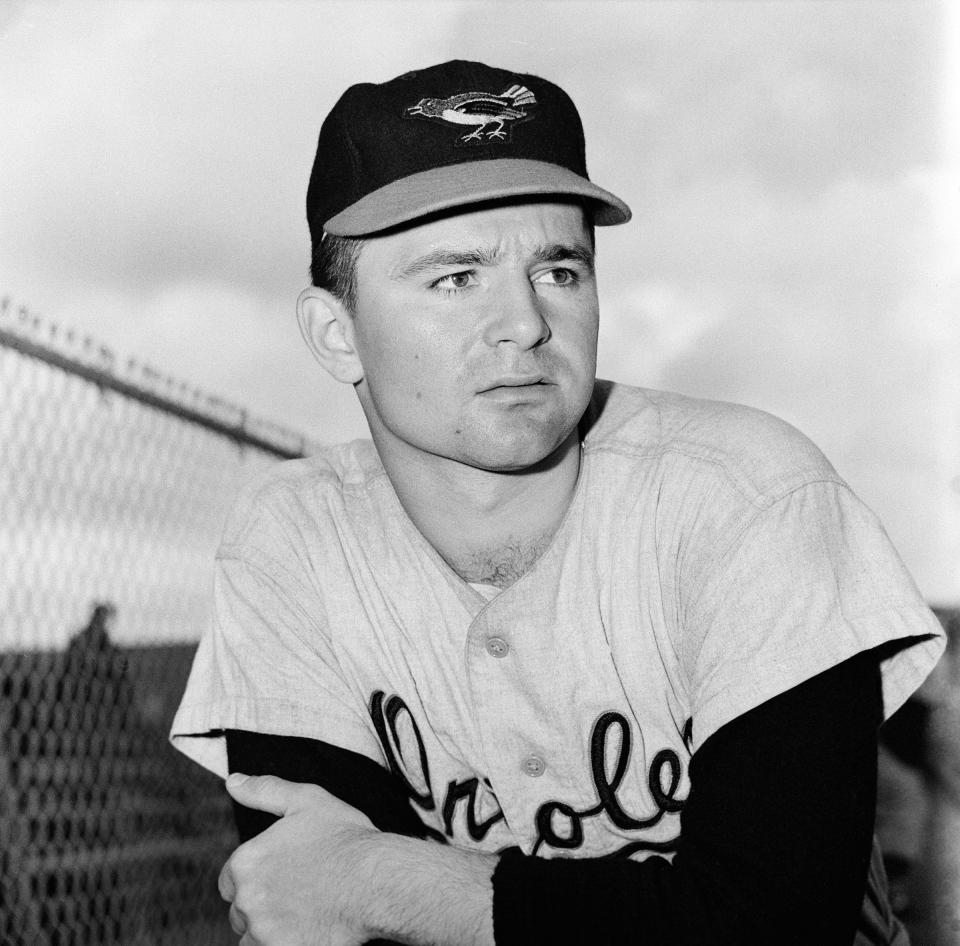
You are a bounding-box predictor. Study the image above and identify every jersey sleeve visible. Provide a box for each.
[682,478,945,751]
[170,502,382,778]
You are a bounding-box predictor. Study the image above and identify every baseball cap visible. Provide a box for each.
[307,60,632,239]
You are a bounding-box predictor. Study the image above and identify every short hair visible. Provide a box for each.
[310,234,365,312]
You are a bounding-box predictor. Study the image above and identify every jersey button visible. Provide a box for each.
[485,636,510,658]
[522,755,546,777]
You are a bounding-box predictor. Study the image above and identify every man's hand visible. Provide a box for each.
[219,773,378,946]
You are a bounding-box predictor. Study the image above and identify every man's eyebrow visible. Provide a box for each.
[392,241,595,280]
[392,247,499,281]
[533,242,595,269]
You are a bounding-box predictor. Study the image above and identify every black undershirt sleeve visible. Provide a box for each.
[225,649,883,946]
[225,733,440,842]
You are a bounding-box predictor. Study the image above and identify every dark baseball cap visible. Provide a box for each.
[307,60,632,239]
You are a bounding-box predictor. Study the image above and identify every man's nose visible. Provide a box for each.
[482,281,550,350]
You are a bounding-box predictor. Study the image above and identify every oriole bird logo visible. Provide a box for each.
[407,84,537,143]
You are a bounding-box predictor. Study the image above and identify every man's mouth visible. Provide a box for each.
[479,375,546,393]
[478,376,550,401]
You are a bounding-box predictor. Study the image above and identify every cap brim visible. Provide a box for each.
[322,158,631,236]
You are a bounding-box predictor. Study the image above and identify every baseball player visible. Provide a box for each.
[171,60,946,945]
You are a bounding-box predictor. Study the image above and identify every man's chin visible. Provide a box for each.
[457,426,579,475]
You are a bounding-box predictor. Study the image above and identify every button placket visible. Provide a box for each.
[467,606,547,836]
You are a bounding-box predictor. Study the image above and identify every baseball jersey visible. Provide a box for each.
[172,381,944,862]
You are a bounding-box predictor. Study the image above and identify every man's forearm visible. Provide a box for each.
[222,774,497,946]
[355,832,496,946]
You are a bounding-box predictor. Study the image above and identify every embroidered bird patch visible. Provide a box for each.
[406,84,538,144]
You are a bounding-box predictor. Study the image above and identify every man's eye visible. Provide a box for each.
[433,271,475,291]
[534,268,578,287]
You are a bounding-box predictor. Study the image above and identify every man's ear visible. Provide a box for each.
[296,288,363,385]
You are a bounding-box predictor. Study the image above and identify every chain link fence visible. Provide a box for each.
[0,297,319,945]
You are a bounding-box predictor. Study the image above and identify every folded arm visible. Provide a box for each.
[224,650,882,946]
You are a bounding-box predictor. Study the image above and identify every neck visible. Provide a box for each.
[373,430,582,588]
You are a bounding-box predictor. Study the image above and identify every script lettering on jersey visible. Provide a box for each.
[369,690,504,841]
[369,690,691,856]
[531,711,687,857]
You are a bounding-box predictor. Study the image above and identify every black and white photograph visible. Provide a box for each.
[1,2,957,944]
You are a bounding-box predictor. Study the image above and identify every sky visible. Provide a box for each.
[1,0,958,605]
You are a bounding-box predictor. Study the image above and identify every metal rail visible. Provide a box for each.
[0,324,307,460]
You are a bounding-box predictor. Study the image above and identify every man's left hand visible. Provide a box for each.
[219,773,378,946]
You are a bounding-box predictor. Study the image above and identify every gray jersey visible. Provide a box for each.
[172,381,943,861]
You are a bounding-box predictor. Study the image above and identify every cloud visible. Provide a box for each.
[597,281,722,389]
[0,1,470,295]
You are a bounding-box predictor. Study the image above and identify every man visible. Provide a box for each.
[171,61,945,945]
